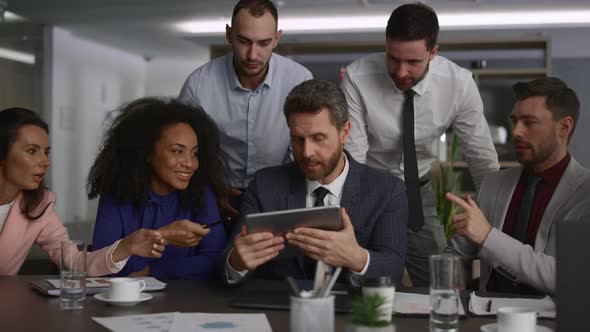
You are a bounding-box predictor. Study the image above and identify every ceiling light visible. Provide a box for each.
[0,47,35,64]
[440,10,590,30]
[176,9,590,34]
[5,11,24,21]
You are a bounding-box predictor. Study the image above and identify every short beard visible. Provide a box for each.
[516,135,559,168]
[298,147,343,182]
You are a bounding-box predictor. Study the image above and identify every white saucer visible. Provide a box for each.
[480,323,553,332]
[94,292,153,307]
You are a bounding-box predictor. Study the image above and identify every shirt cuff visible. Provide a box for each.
[107,239,129,273]
[350,249,370,276]
[348,250,370,288]
[225,249,248,284]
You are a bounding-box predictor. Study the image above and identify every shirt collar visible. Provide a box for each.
[389,55,434,97]
[147,190,178,204]
[226,53,275,91]
[305,153,350,199]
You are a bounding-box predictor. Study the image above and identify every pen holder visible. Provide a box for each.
[290,295,334,332]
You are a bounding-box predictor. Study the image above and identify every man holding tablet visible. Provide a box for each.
[222,79,408,285]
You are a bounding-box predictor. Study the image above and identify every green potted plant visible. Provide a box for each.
[434,132,462,241]
[348,293,395,332]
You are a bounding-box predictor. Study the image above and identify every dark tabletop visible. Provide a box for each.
[0,276,556,331]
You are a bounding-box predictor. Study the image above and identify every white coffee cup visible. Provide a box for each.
[362,276,395,323]
[497,307,537,332]
[107,278,146,301]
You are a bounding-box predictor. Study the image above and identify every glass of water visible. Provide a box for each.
[429,254,460,332]
[60,240,87,310]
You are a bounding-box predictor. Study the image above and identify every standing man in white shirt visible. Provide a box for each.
[179,0,312,218]
[341,3,499,286]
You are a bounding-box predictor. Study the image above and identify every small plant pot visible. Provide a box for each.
[347,324,395,332]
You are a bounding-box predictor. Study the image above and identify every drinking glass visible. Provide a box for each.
[429,254,460,332]
[60,240,87,310]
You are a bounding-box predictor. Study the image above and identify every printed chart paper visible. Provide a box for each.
[170,313,272,332]
[93,312,177,332]
[93,312,272,332]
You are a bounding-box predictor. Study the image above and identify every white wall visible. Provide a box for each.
[145,53,209,98]
[47,27,146,224]
[45,28,212,225]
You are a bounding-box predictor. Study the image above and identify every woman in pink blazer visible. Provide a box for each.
[0,108,182,276]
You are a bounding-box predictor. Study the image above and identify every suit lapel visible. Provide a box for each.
[535,159,584,250]
[341,152,361,230]
[286,165,307,210]
[491,167,522,231]
[481,167,521,288]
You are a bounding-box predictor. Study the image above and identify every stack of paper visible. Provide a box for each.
[394,292,466,316]
[36,276,166,296]
[469,292,556,318]
[93,312,272,332]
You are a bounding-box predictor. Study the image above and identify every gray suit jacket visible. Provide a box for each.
[450,157,590,295]
[223,151,408,284]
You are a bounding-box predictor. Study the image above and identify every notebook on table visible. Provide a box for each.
[29,276,166,296]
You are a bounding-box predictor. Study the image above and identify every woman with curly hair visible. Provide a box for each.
[88,98,227,279]
[0,107,176,275]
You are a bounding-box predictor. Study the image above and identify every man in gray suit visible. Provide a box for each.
[223,79,408,285]
[447,77,590,295]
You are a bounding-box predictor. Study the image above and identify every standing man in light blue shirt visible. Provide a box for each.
[179,0,313,217]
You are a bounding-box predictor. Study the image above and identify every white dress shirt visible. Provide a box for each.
[342,53,499,190]
[226,154,370,283]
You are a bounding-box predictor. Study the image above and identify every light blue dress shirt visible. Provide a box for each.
[179,53,313,188]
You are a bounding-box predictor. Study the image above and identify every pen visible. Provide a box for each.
[319,266,342,298]
[203,219,226,229]
[286,276,301,296]
[313,260,326,296]
[486,299,492,312]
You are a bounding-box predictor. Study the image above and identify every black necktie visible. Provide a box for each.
[403,89,424,232]
[302,187,331,278]
[513,174,541,242]
[314,187,329,207]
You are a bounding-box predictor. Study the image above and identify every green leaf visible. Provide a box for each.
[350,293,391,327]
[434,132,462,241]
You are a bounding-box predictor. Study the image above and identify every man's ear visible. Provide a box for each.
[429,44,439,61]
[560,116,574,140]
[225,24,233,44]
[273,29,282,48]
[340,120,351,144]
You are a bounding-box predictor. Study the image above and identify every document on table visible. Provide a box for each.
[93,312,272,332]
[394,292,466,316]
[93,312,177,332]
[170,313,272,332]
[469,292,556,318]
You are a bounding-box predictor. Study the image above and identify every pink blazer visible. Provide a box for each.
[0,191,117,276]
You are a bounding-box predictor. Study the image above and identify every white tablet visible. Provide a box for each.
[245,205,342,235]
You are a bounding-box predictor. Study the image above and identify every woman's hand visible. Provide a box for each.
[158,219,211,247]
[112,228,187,262]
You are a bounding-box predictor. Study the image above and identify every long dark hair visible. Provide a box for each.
[0,107,52,220]
[87,97,227,212]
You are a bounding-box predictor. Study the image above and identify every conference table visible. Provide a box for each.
[0,276,556,331]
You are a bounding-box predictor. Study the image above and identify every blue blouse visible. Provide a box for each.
[92,188,225,280]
